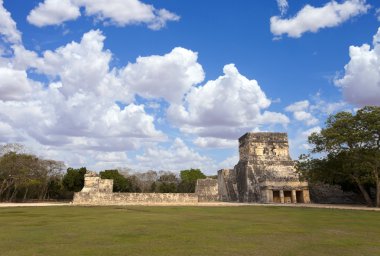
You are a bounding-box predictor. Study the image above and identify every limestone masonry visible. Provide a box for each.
[219,132,310,203]
[73,132,310,205]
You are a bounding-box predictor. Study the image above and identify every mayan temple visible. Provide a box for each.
[219,132,310,203]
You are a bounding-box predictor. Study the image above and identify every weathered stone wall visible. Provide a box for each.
[195,178,219,202]
[81,171,113,193]
[218,169,238,202]
[238,132,291,162]
[309,182,364,204]
[73,192,198,205]
[73,171,203,205]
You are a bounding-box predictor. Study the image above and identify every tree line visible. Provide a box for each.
[63,167,207,194]
[0,144,207,202]
[297,106,380,207]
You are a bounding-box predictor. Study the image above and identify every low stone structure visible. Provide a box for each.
[219,132,310,204]
[73,172,198,205]
[73,132,310,205]
[195,178,219,202]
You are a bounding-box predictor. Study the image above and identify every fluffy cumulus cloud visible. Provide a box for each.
[270,0,370,38]
[0,29,166,165]
[0,67,34,101]
[0,1,296,172]
[168,64,289,140]
[135,138,215,172]
[335,27,380,106]
[121,47,204,104]
[27,0,80,27]
[0,3,212,171]
[0,0,21,44]
[35,30,131,101]
[27,0,179,29]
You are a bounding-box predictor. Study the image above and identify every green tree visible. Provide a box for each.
[0,146,64,201]
[100,169,129,192]
[177,169,206,193]
[305,106,380,206]
[156,172,179,193]
[62,167,87,192]
[0,152,40,201]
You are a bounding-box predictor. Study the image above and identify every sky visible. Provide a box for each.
[0,0,379,174]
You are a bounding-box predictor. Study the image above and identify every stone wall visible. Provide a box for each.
[309,182,364,204]
[195,178,219,202]
[73,171,202,205]
[73,192,198,205]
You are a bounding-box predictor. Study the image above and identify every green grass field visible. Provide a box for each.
[0,206,379,256]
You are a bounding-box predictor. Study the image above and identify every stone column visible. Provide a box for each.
[303,190,311,203]
[291,190,297,203]
[280,190,284,204]
[267,189,273,203]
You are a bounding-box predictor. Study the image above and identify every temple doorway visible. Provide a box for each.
[296,191,304,203]
[273,191,281,203]
[284,191,292,203]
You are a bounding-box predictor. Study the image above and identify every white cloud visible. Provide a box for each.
[277,0,289,16]
[147,9,180,30]
[301,126,322,138]
[270,0,370,38]
[27,0,81,27]
[335,27,380,106]
[0,30,165,158]
[293,111,319,126]
[288,126,322,158]
[0,67,33,101]
[285,100,319,126]
[218,154,239,170]
[27,0,179,29]
[285,100,309,112]
[0,0,21,44]
[36,30,120,98]
[0,121,23,141]
[168,64,289,140]
[121,47,204,104]
[194,137,237,149]
[135,138,215,172]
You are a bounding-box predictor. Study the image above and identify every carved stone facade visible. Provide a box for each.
[219,132,310,203]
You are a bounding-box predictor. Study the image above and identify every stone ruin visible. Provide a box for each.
[73,171,199,205]
[219,132,310,204]
[73,132,310,205]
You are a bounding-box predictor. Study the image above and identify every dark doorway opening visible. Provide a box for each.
[284,191,292,203]
[273,191,281,203]
[296,191,304,203]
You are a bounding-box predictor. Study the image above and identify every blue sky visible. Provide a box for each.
[0,0,379,174]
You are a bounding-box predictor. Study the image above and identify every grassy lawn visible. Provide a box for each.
[0,206,379,256]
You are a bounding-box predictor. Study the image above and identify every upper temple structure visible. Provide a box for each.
[218,132,310,204]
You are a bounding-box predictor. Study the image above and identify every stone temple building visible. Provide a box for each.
[218,132,310,204]
[73,132,310,205]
